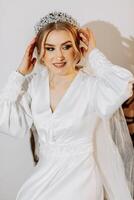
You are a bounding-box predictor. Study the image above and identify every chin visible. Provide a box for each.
[50,65,68,74]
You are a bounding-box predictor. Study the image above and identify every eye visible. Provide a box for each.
[45,47,55,51]
[63,45,72,50]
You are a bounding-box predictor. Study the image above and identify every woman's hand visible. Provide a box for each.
[17,37,37,76]
[78,28,96,57]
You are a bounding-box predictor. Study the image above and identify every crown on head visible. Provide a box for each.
[34,11,80,34]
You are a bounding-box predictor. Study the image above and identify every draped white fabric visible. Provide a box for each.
[0,48,134,200]
[86,49,134,200]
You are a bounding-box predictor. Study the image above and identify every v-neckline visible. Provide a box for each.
[46,69,82,116]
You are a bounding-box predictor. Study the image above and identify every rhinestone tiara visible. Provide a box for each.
[34,11,80,34]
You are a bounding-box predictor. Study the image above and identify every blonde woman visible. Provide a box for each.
[0,11,134,200]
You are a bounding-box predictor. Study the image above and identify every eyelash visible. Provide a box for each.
[45,45,72,51]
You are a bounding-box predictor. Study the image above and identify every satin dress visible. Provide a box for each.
[0,48,133,200]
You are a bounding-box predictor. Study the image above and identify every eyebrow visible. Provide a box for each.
[44,40,72,46]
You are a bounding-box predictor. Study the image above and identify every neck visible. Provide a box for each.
[48,68,79,83]
[48,68,80,89]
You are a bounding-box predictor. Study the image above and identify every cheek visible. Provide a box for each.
[66,49,76,60]
[43,52,53,63]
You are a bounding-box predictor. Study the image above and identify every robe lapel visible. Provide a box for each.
[45,69,83,116]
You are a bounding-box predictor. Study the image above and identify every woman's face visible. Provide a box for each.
[42,30,79,75]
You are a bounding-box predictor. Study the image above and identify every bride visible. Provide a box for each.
[0,11,134,200]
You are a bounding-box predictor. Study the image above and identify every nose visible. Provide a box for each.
[56,48,65,61]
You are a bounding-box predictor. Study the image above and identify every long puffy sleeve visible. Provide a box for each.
[88,48,134,118]
[0,71,35,138]
[88,49,134,199]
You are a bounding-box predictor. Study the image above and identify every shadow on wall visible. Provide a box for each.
[84,20,134,73]
[83,20,134,146]
[30,20,134,166]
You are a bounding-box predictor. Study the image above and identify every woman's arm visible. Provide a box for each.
[88,48,134,118]
[0,70,35,138]
[79,28,134,118]
[0,37,38,137]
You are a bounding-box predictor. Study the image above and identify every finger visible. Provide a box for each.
[80,47,87,57]
[29,37,37,44]
[26,37,37,51]
[79,32,89,42]
[79,33,89,46]
[29,44,36,57]
[79,27,89,33]
[80,28,95,44]
[79,40,88,50]
[79,29,90,41]
[25,42,36,58]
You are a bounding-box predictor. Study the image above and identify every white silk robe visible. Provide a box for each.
[0,48,133,200]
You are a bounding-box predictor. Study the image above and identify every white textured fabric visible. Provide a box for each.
[0,48,133,200]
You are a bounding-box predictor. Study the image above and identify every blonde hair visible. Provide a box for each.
[35,22,82,66]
